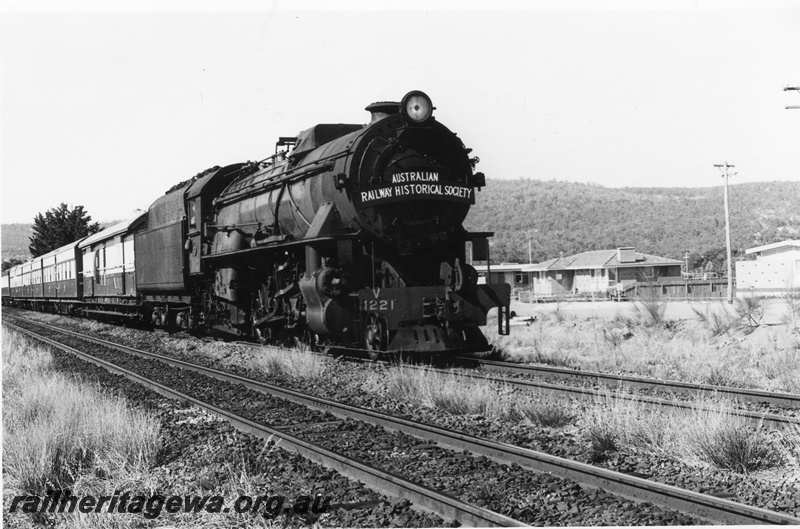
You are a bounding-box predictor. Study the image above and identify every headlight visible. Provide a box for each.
[400,91,433,123]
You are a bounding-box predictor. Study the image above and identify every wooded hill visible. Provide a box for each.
[464,179,800,270]
[1,224,34,262]
[3,179,798,271]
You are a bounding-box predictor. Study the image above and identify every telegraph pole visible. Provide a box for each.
[714,162,735,303]
[527,229,539,264]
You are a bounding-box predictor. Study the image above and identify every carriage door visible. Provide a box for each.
[84,248,95,297]
[187,198,202,275]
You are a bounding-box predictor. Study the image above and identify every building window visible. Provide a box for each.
[514,273,529,285]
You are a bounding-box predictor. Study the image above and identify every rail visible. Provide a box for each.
[6,317,798,526]
[4,320,525,528]
[460,357,800,410]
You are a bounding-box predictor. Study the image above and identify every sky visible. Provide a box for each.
[1,0,799,224]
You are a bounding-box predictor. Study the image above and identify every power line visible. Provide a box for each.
[729,183,768,232]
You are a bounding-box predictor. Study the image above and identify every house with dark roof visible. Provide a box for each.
[529,247,683,296]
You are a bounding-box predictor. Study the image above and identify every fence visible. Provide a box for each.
[514,278,731,303]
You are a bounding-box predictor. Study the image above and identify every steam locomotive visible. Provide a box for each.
[2,91,511,356]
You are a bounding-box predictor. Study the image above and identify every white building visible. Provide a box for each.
[735,239,800,298]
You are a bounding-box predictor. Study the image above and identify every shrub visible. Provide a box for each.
[688,422,783,473]
[633,289,668,327]
[782,288,800,333]
[692,304,738,336]
[735,296,766,329]
[683,399,784,473]
[517,399,574,428]
[587,425,618,462]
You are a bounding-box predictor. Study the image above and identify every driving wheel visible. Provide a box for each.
[364,312,388,360]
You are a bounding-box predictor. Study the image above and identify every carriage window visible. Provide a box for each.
[189,200,197,229]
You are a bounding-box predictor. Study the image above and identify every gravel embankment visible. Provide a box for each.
[3,324,445,528]
[9,309,800,520]
[7,315,705,526]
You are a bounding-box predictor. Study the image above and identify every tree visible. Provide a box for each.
[28,203,101,258]
[2,258,24,272]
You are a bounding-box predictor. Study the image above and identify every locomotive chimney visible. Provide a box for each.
[365,101,399,124]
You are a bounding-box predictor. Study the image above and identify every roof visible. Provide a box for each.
[473,263,539,273]
[473,249,681,273]
[745,239,800,255]
[535,249,682,271]
[79,213,146,249]
[37,240,81,261]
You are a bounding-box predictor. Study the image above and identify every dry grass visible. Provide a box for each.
[251,347,326,382]
[782,288,800,333]
[487,308,800,393]
[381,365,515,418]
[367,365,574,426]
[582,388,792,473]
[15,311,329,384]
[516,398,575,428]
[2,327,161,493]
[152,333,327,384]
[2,325,308,528]
[583,389,675,461]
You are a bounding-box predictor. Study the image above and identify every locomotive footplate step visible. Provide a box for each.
[81,309,139,319]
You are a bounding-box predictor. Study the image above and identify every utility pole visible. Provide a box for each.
[527,229,539,264]
[714,162,735,303]
[785,86,800,109]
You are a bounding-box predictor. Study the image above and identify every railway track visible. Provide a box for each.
[6,315,799,526]
[294,346,800,428]
[238,336,800,426]
[388,359,800,429]
[4,320,522,528]
[460,356,800,410]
